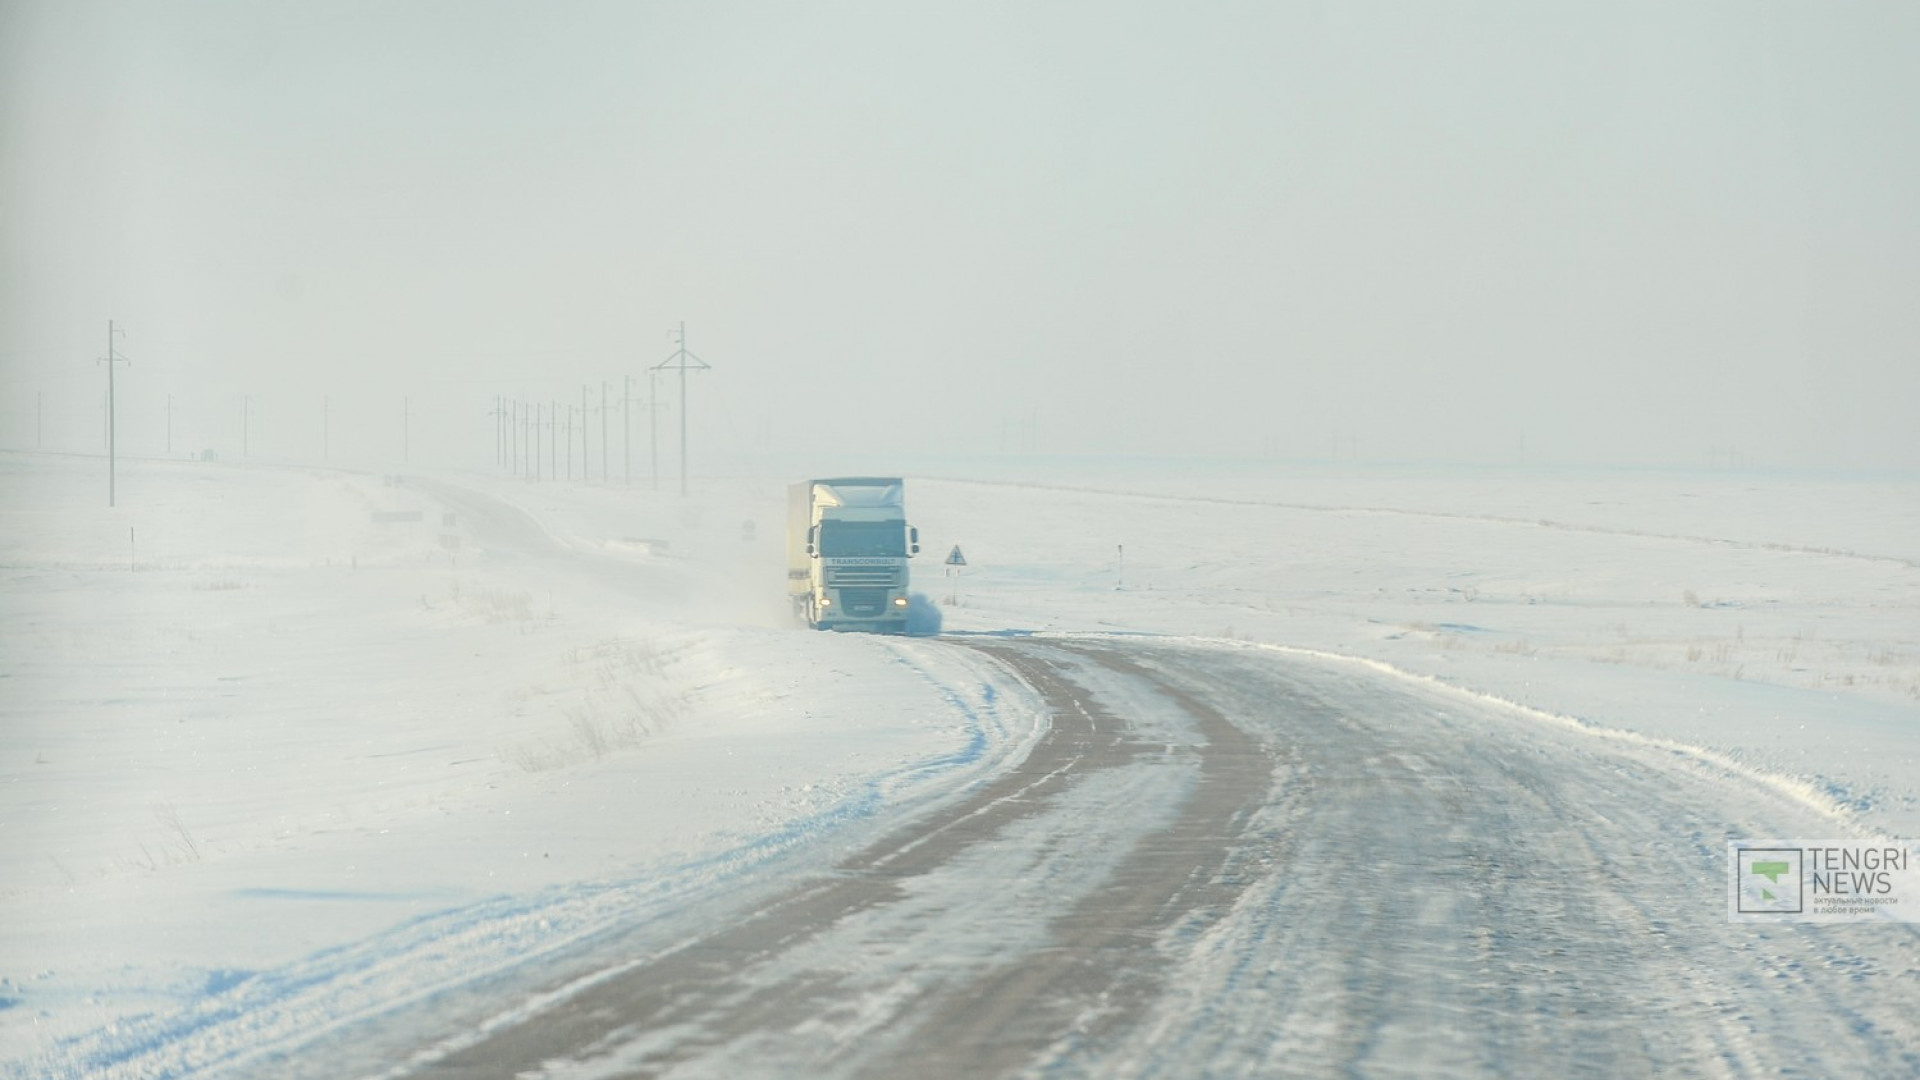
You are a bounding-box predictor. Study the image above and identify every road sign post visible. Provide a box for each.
[945,545,966,605]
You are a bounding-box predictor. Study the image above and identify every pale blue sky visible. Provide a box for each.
[3,1,1915,469]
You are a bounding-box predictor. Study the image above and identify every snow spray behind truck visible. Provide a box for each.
[788,477,920,633]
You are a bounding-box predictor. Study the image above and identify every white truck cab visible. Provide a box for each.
[787,477,919,633]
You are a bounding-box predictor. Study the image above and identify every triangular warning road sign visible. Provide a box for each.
[945,545,967,567]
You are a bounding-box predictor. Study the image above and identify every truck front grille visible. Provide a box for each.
[826,566,901,586]
[839,588,889,616]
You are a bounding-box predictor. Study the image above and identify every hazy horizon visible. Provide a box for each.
[4,1,1916,475]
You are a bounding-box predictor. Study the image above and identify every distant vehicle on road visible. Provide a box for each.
[787,477,920,633]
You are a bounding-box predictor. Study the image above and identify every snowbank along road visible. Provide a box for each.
[359,635,1918,1079]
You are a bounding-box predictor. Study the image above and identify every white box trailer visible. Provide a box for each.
[787,477,920,633]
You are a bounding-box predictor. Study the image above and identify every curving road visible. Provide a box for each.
[373,635,1920,1079]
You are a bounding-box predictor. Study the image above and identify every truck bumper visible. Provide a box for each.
[811,587,910,633]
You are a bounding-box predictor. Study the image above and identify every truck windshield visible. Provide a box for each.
[819,521,906,557]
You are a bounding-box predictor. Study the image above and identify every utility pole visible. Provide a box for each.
[99,320,130,507]
[620,374,664,489]
[651,321,711,497]
[490,396,504,467]
[549,399,558,481]
[600,381,609,482]
[565,404,574,481]
[649,370,660,490]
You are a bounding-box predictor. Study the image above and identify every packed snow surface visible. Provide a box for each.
[2,451,1916,1076]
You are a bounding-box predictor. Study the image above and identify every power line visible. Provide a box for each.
[650,321,711,497]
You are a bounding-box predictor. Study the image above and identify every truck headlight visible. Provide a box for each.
[893,596,908,607]
[819,596,832,606]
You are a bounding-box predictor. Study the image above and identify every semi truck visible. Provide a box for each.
[787,477,920,633]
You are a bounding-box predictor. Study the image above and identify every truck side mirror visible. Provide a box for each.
[909,526,920,556]
[807,525,817,558]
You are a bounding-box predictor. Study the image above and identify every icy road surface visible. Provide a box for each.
[333,637,1919,1079]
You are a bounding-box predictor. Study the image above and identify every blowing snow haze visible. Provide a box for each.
[2,2,1916,472]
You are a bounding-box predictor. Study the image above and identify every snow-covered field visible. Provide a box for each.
[3,450,1916,1076]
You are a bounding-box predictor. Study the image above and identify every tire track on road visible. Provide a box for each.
[403,639,1265,1077]
[858,642,1278,1078]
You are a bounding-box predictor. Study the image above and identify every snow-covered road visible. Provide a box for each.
[1069,641,1920,1079]
[338,637,1918,1079]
